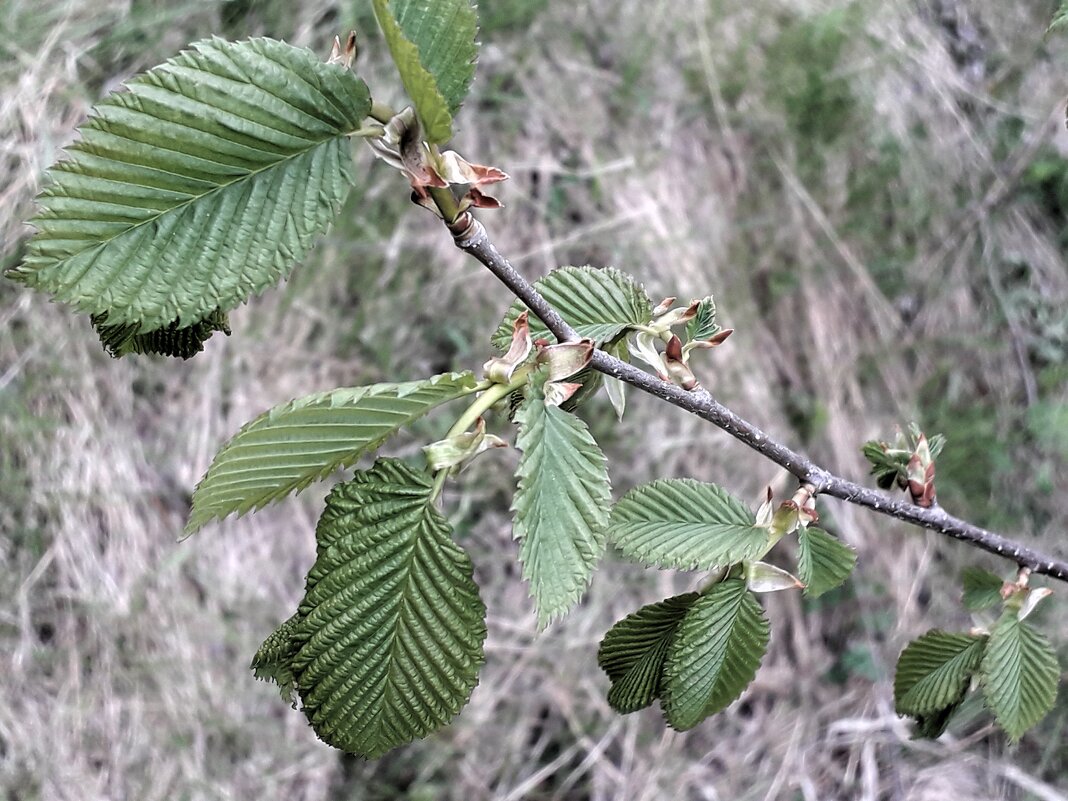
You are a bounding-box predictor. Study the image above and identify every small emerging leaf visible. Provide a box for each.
[512,378,612,626]
[685,296,719,342]
[662,580,769,730]
[797,527,857,598]
[961,567,1004,612]
[980,611,1060,741]
[894,630,986,716]
[598,593,699,714]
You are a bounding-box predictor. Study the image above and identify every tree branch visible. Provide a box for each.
[445,212,1068,584]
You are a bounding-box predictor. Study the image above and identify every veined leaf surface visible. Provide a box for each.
[512,384,612,626]
[290,459,486,757]
[186,372,480,533]
[609,479,767,570]
[662,580,769,730]
[493,266,652,348]
[10,38,372,333]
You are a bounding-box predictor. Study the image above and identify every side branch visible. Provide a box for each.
[446,213,1068,584]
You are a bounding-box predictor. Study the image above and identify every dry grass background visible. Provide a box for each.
[1,0,1068,798]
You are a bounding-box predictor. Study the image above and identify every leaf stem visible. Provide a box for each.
[430,370,528,501]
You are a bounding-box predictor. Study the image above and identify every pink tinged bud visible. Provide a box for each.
[651,304,699,331]
[459,188,504,210]
[798,499,819,526]
[663,335,698,390]
[540,338,594,382]
[543,381,582,407]
[328,31,358,68]
[687,328,735,350]
[652,297,677,317]
[483,312,533,383]
[438,151,509,187]
[746,561,805,593]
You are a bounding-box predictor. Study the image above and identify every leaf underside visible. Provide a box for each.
[512,384,612,626]
[609,478,767,570]
[663,580,769,730]
[893,631,986,716]
[492,266,653,349]
[10,38,372,334]
[290,459,486,758]
[251,613,301,705]
[186,372,479,534]
[797,527,857,598]
[980,612,1060,741]
[93,308,230,359]
[373,0,477,143]
[387,0,478,116]
[598,593,699,714]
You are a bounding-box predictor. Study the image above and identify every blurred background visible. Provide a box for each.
[2,0,1067,798]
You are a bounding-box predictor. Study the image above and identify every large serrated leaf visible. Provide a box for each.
[961,567,1003,612]
[662,580,769,730]
[609,479,768,571]
[373,0,477,143]
[492,266,652,349]
[980,611,1060,741]
[9,38,371,333]
[512,385,612,626]
[186,372,480,534]
[598,593,699,714]
[893,631,986,716]
[797,527,857,598]
[290,459,486,757]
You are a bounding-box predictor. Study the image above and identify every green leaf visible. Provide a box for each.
[980,611,1060,741]
[961,567,1004,612]
[512,383,612,626]
[894,631,987,716]
[685,296,719,342]
[797,527,857,598]
[288,459,486,757]
[186,372,480,534]
[9,38,372,333]
[609,479,768,570]
[598,593,699,714]
[492,266,652,349]
[373,0,477,143]
[251,614,301,705]
[93,308,230,359]
[662,580,769,730]
[911,692,968,740]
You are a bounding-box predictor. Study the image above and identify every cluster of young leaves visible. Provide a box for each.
[894,568,1059,741]
[6,0,1061,761]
